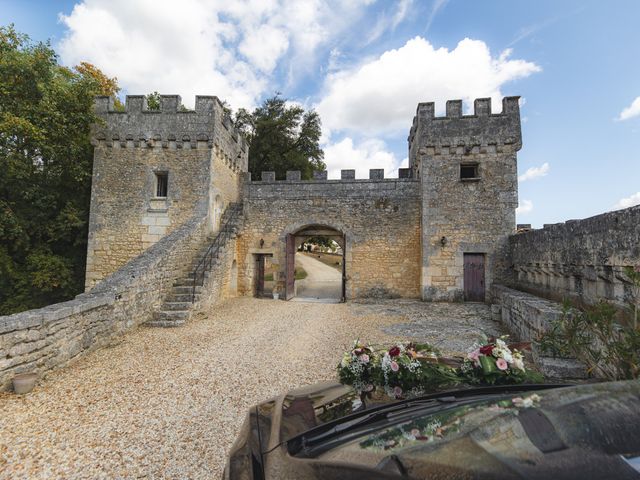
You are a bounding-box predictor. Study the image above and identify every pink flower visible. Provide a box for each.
[360,354,370,364]
[393,386,403,397]
[496,358,508,371]
[467,349,480,365]
[390,361,400,372]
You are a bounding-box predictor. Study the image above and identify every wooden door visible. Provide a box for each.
[463,253,485,302]
[285,234,295,300]
[256,255,265,297]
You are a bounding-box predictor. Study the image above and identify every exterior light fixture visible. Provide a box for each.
[440,236,447,247]
[259,238,264,248]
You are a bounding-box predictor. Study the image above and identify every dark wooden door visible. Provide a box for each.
[463,253,485,302]
[285,234,295,300]
[256,255,265,297]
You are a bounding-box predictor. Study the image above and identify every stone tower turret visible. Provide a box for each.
[85,95,248,289]
[409,97,522,301]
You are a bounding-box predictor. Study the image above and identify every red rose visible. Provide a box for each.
[479,345,494,355]
[389,346,401,357]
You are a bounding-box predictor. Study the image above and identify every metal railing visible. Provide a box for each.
[191,204,242,303]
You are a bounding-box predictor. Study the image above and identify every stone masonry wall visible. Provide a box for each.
[410,97,521,301]
[86,95,247,289]
[0,215,208,391]
[238,174,421,299]
[505,205,640,309]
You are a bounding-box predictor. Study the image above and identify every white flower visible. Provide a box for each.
[513,357,525,371]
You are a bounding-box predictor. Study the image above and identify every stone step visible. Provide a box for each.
[166,293,199,303]
[153,310,191,322]
[173,277,203,287]
[163,301,192,311]
[146,318,187,328]
[172,285,202,295]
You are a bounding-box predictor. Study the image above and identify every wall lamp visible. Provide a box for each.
[259,238,264,248]
[440,236,447,247]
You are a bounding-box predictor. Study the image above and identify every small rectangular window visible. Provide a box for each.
[460,163,479,180]
[155,172,168,197]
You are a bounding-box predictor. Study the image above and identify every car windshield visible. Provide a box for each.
[314,381,640,480]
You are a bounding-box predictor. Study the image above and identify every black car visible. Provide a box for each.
[224,379,640,479]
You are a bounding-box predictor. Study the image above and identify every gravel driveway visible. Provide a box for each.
[0,297,501,479]
[294,253,342,300]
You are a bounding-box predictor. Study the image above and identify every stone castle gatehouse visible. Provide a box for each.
[87,95,521,305]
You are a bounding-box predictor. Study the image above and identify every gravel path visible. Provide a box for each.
[294,253,341,300]
[0,298,501,479]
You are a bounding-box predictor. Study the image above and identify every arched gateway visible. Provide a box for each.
[285,224,345,301]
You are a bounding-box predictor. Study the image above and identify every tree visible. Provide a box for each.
[0,25,117,314]
[146,91,160,110]
[235,95,325,180]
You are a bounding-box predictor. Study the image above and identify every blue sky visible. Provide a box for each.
[2,0,639,227]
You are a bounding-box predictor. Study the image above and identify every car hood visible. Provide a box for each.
[277,380,557,445]
[274,380,640,480]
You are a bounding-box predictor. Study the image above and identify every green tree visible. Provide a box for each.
[0,25,117,314]
[235,95,325,180]
[146,91,160,110]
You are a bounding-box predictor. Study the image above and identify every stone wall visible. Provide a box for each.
[505,205,640,309]
[86,95,247,289]
[0,215,209,391]
[492,285,565,341]
[410,97,521,301]
[238,173,422,299]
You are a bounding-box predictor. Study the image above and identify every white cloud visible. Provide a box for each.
[425,0,449,33]
[617,97,640,121]
[57,0,372,109]
[315,37,541,138]
[518,162,549,182]
[238,25,289,74]
[516,199,533,215]
[365,0,413,45]
[613,192,640,210]
[322,137,405,179]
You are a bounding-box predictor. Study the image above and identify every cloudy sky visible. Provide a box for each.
[2,0,639,227]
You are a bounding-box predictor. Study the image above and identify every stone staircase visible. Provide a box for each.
[147,203,244,327]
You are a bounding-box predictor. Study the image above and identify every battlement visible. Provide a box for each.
[92,95,247,151]
[408,97,521,155]
[251,168,414,183]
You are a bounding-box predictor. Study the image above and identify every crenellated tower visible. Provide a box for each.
[86,95,248,289]
[409,97,522,302]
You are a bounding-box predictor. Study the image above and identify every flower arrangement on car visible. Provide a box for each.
[338,340,461,398]
[460,335,537,385]
[338,336,541,398]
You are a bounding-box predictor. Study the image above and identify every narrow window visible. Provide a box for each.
[460,163,479,180]
[155,172,168,197]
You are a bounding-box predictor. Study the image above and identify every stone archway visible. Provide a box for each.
[285,224,346,302]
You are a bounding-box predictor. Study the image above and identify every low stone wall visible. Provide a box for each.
[506,205,640,309]
[491,285,565,342]
[0,215,208,391]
